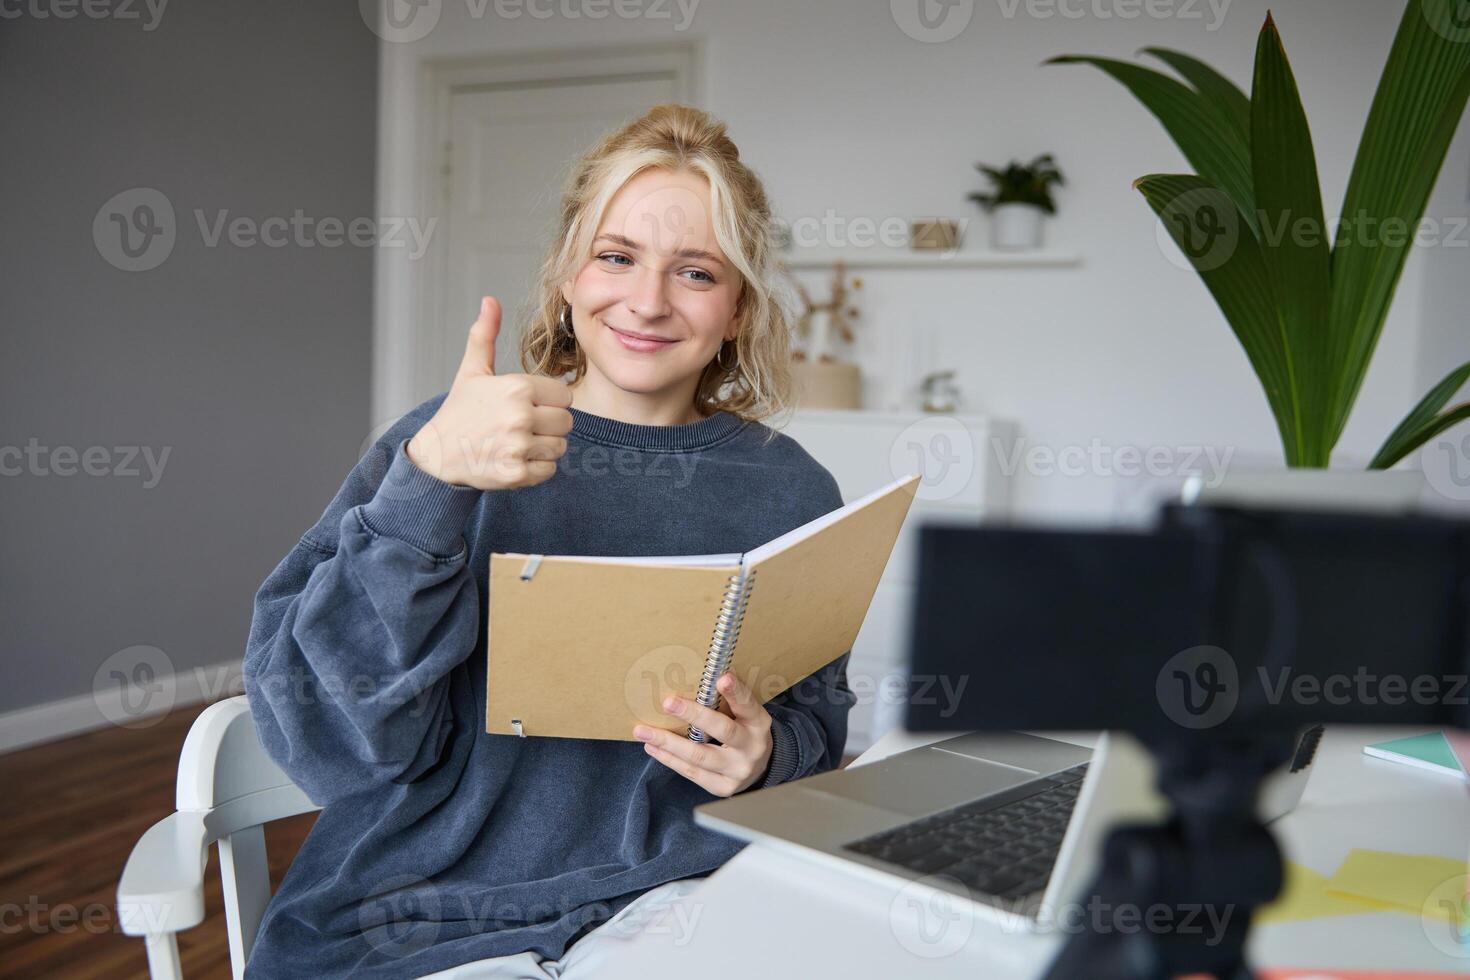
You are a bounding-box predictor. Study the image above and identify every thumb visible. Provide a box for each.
[458,296,501,378]
[717,672,763,723]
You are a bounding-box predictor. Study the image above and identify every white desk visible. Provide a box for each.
[596,726,1470,977]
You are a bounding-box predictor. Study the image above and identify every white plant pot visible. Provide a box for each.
[1180,466,1428,512]
[989,203,1046,251]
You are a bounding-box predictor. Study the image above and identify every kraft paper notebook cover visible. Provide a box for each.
[485,472,922,741]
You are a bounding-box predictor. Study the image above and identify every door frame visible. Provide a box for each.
[374,40,703,426]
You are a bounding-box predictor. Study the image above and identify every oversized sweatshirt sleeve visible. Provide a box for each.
[758,650,856,789]
[757,467,857,789]
[243,409,484,807]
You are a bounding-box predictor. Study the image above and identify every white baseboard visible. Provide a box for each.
[0,657,245,755]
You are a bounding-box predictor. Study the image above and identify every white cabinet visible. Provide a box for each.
[777,410,1017,754]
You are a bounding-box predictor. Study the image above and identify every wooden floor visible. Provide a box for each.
[0,702,858,978]
[0,702,316,979]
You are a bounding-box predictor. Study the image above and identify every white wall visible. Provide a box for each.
[1416,95,1470,427]
[374,0,1467,522]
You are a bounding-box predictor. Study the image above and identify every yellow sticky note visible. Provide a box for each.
[1256,860,1395,924]
[1323,849,1469,924]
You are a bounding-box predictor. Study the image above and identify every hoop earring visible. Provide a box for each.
[558,303,574,337]
[717,340,738,371]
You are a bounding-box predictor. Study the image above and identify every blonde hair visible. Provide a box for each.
[519,104,794,437]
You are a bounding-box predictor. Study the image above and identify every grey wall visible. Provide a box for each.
[1,3,378,711]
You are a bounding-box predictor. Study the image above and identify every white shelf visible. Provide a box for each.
[776,245,1081,270]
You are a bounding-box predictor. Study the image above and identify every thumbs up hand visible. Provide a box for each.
[406,296,574,490]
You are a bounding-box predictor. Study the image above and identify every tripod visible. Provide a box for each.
[1043,729,1299,979]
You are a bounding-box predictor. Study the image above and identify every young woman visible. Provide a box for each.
[241,104,855,979]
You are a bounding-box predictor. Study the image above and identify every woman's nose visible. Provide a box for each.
[626,266,671,321]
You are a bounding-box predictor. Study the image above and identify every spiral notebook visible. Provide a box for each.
[485,472,922,742]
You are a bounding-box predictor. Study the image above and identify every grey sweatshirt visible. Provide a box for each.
[241,395,854,978]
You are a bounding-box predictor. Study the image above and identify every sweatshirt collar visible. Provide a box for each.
[569,406,746,451]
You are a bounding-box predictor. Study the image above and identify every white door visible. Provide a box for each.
[429,75,680,394]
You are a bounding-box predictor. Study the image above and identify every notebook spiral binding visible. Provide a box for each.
[688,566,757,742]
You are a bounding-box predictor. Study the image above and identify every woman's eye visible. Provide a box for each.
[597,253,714,284]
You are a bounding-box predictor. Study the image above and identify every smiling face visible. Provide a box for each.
[560,168,742,419]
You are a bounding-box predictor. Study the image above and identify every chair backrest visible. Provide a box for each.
[182,696,319,978]
[178,696,316,814]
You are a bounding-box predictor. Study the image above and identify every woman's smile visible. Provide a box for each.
[605,319,681,352]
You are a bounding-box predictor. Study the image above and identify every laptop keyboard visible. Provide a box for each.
[841,762,1089,899]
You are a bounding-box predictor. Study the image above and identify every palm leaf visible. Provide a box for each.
[1135,174,1299,462]
[1141,46,1252,148]
[1327,0,1470,444]
[1056,2,1470,472]
[1369,360,1470,469]
[1251,13,1334,466]
[1047,55,1259,237]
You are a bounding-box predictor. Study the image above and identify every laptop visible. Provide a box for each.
[693,468,1425,930]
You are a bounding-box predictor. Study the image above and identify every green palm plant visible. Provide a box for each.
[1050,2,1470,468]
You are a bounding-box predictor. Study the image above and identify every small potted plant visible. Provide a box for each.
[968,154,1064,250]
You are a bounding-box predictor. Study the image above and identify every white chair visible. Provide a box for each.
[117,696,320,980]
